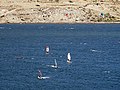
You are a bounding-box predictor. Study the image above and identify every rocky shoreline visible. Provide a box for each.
[0,1,120,24]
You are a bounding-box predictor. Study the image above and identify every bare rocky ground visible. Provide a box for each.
[0,1,120,23]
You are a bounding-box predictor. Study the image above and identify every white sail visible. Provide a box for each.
[67,53,71,63]
[46,46,49,53]
[54,59,57,66]
[67,53,71,61]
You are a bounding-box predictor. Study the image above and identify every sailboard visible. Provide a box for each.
[47,59,58,69]
[38,70,50,80]
[51,59,58,68]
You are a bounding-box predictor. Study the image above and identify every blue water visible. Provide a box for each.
[0,24,120,90]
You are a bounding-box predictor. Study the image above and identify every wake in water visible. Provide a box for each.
[90,49,103,53]
[0,27,5,29]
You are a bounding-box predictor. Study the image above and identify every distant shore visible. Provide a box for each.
[0,22,120,24]
[0,1,120,24]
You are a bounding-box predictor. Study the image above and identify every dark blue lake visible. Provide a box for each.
[0,24,120,90]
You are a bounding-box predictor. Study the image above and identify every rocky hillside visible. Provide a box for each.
[0,1,120,23]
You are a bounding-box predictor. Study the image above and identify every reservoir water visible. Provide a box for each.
[0,24,120,90]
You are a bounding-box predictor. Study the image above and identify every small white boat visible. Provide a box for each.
[67,52,72,63]
[38,70,50,80]
[45,46,49,54]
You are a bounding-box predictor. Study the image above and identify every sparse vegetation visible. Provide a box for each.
[0,0,120,23]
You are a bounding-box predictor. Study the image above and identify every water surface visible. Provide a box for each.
[0,24,120,90]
